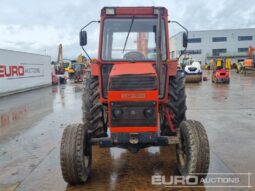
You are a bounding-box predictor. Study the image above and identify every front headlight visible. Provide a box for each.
[144,108,155,118]
[112,108,123,118]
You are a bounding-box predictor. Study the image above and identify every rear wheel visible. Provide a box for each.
[60,123,92,184]
[82,73,107,138]
[176,120,210,179]
[161,70,187,135]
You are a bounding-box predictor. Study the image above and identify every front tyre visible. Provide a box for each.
[82,73,107,138]
[161,70,187,136]
[176,120,210,179]
[60,123,92,184]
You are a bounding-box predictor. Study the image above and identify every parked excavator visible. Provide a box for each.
[55,44,67,84]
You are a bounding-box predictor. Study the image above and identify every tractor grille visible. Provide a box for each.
[110,101,157,127]
[109,75,158,91]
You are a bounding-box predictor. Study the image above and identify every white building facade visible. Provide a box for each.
[170,28,255,64]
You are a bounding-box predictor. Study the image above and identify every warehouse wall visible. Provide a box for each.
[170,28,255,64]
[0,49,52,96]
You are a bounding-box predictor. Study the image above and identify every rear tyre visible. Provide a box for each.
[161,70,187,135]
[60,123,92,184]
[176,120,210,180]
[82,73,107,138]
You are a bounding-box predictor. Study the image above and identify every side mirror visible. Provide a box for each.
[183,32,188,48]
[79,31,87,46]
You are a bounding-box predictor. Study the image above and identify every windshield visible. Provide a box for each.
[102,18,167,61]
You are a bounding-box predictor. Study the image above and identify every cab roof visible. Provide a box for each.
[101,7,168,16]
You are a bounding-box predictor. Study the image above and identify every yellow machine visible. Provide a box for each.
[214,58,231,70]
[65,54,88,80]
[65,54,86,75]
[65,62,75,74]
[56,44,74,74]
[216,59,222,68]
[225,58,231,70]
[204,63,210,70]
[236,61,244,73]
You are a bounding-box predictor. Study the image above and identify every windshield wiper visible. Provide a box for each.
[122,16,135,53]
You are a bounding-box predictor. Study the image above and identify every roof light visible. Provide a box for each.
[106,8,115,15]
[154,8,160,15]
[154,8,163,15]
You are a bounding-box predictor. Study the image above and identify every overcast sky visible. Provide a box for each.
[1,0,255,60]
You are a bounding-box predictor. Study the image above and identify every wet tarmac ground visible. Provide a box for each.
[0,71,254,191]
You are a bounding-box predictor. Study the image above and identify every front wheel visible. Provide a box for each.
[82,74,107,138]
[161,70,187,136]
[60,123,92,184]
[176,120,210,179]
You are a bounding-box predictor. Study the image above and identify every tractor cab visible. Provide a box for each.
[96,7,172,148]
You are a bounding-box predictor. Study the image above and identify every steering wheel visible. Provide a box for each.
[123,51,145,60]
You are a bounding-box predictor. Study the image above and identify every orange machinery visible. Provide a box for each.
[244,46,255,70]
[59,7,210,185]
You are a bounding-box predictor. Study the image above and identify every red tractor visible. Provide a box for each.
[60,7,210,184]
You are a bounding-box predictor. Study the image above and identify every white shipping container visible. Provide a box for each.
[0,49,52,96]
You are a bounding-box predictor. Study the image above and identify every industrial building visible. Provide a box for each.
[170,28,255,64]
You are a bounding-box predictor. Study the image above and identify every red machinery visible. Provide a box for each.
[60,7,210,184]
[212,59,230,83]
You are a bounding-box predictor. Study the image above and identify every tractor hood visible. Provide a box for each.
[108,63,158,91]
[110,63,156,77]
